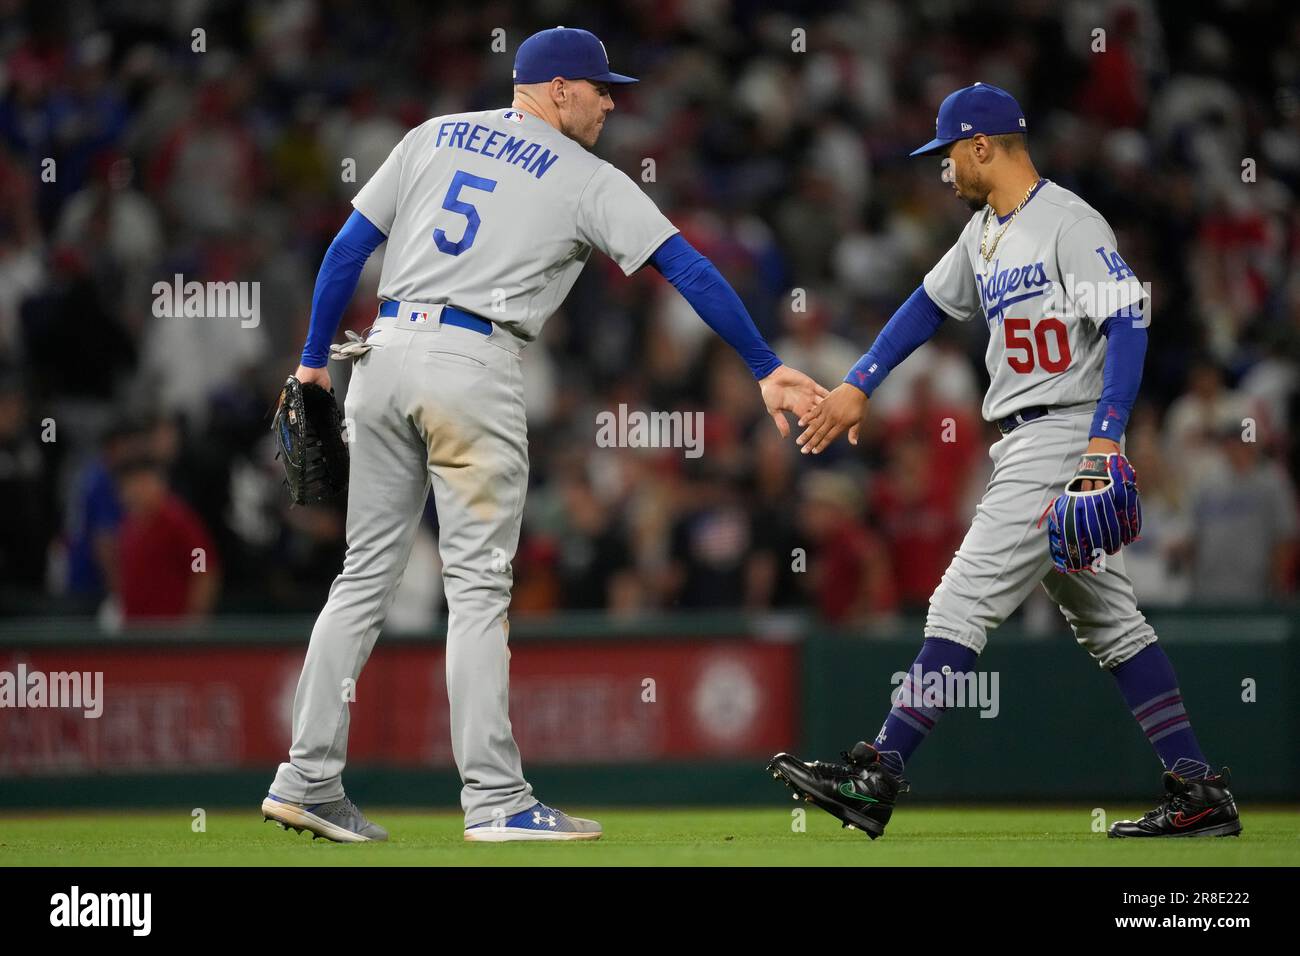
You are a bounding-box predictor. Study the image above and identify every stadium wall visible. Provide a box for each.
[0,612,1295,807]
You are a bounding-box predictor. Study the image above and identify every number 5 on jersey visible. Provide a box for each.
[434,170,498,256]
[1003,316,1071,373]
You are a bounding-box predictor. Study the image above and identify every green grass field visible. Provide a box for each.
[2,806,1297,866]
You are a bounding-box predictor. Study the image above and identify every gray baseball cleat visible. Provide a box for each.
[261,794,389,843]
[463,802,603,842]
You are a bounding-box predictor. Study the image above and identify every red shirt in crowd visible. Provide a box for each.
[815,522,897,623]
[871,476,964,607]
[117,494,217,620]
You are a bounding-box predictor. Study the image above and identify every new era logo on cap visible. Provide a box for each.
[961,122,973,132]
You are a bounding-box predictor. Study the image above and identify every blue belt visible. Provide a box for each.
[996,406,1050,435]
[377,300,492,335]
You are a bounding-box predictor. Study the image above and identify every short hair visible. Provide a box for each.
[989,132,1027,153]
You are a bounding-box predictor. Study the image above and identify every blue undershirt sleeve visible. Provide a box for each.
[648,233,782,380]
[1091,306,1147,440]
[844,285,947,396]
[300,210,388,368]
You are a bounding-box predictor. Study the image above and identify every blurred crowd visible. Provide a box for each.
[2,0,1299,626]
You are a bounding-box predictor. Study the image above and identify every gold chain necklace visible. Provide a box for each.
[980,180,1042,264]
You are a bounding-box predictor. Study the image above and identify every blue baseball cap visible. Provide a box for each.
[911,83,1027,156]
[513,27,638,86]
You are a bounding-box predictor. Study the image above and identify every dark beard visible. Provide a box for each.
[961,192,987,212]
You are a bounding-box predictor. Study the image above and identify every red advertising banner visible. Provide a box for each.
[0,640,797,774]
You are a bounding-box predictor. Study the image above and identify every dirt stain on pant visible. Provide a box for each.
[413,406,503,525]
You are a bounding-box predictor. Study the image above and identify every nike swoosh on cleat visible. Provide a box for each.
[838,782,880,803]
[1171,808,1215,828]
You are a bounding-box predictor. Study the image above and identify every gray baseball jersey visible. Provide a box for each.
[923,181,1145,423]
[352,107,678,341]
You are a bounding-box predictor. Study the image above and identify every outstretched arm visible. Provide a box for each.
[648,233,781,378]
[295,210,388,390]
[797,284,947,453]
[648,234,827,435]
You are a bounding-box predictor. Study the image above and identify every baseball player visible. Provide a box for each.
[769,84,1242,839]
[262,27,827,843]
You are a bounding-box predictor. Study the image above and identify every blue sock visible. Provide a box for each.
[1110,644,1211,779]
[870,636,979,777]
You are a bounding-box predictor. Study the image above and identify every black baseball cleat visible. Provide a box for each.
[1108,768,1242,838]
[766,741,907,839]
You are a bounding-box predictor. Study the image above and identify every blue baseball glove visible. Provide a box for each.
[1040,453,1142,573]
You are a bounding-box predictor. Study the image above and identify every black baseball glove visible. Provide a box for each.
[272,375,349,505]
